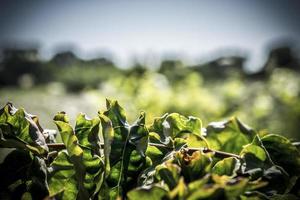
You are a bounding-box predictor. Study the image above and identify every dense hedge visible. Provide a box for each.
[0,100,300,199]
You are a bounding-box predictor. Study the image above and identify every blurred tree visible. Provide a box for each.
[0,48,49,87]
[191,56,245,81]
[50,51,81,68]
[264,46,300,72]
[249,46,300,80]
[158,60,191,83]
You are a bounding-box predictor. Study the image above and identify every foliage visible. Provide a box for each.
[1,67,300,141]
[0,100,300,199]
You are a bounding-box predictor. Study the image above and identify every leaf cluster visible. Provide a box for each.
[1,100,300,199]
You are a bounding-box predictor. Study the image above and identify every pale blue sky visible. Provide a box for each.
[0,0,300,70]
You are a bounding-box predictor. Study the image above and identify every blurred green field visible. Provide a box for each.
[1,67,300,140]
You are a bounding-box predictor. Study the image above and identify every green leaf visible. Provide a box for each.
[261,134,300,176]
[187,175,210,192]
[155,162,181,190]
[162,113,203,138]
[0,103,48,155]
[99,114,114,178]
[239,136,273,179]
[240,144,266,162]
[187,185,224,200]
[50,112,104,199]
[53,112,83,158]
[48,150,77,199]
[240,191,270,200]
[129,111,149,156]
[212,157,240,176]
[149,113,206,144]
[127,185,168,200]
[148,113,169,142]
[49,149,104,199]
[212,175,249,200]
[174,150,212,182]
[147,113,208,167]
[168,177,187,199]
[99,99,149,198]
[145,137,167,165]
[75,113,101,155]
[206,117,256,154]
[240,136,290,194]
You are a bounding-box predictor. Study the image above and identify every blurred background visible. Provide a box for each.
[1,0,300,140]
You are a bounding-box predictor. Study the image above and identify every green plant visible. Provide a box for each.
[0,100,300,199]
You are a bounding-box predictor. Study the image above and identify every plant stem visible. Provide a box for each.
[189,147,240,159]
[47,142,240,159]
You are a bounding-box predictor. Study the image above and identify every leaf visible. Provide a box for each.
[168,177,187,199]
[187,185,224,200]
[50,112,104,199]
[149,113,206,143]
[269,194,299,200]
[129,111,149,156]
[75,113,101,155]
[174,150,212,182]
[99,99,149,198]
[239,136,274,180]
[261,166,290,194]
[48,150,77,199]
[0,149,49,199]
[240,191,270,200]
[155,162,181,190]
[261,134,300,176]
[240,136,290,194]
[147,113,208,166]
[53,112,83,158]
[187,175,210,192]
[216,175,249,199]
[212,157,240,176]
[148,113,169,143]
[53,112,89,198]
[187,175,260,200]
[49,149,103,199]
[206,117,256,154]
[99,114,114,178]
[162,113,203,139]
[127,184,168,200]
[145,136,167,165]
[0,103,48,155]
[240,144,267,162]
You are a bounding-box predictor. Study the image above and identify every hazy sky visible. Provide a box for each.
[0,0,300,69]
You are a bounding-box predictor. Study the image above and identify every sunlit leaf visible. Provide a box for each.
[99,99,149,198]
[155,162,181,190]
[240,136,290,194]
[168,177,187,199]
[206,117,256,154]
[99,114,114,178]
[127,185,168,200]
[175,150,212,182]
[212,157,240,176]
[147,113,208,167]
[0,103,48,155]
[50,112,104,199]
[75,113,101,155]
